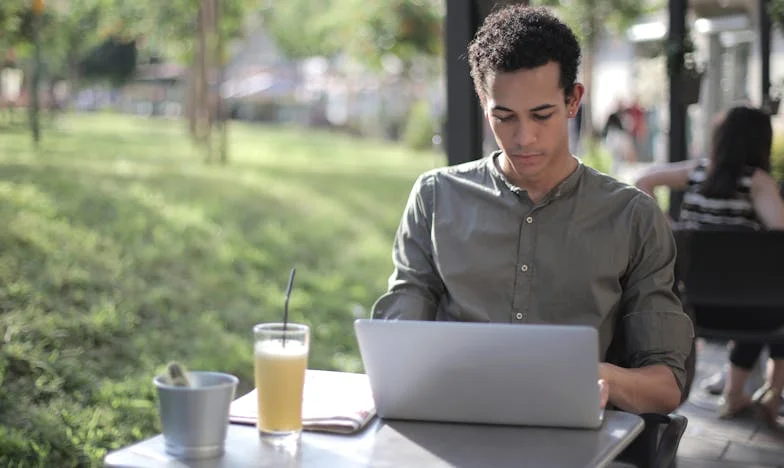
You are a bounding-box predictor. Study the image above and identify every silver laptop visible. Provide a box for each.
[354,319,603,429]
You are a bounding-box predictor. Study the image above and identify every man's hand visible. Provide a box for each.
[599,379,609,409]
[599,363,682,414]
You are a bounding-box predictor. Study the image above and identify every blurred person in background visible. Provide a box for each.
[602,99,636,173]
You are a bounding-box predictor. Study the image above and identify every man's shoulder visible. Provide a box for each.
[580,164,649,205]
[578,165,660,219]
[416,156,492,186]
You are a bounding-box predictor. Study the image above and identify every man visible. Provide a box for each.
[371,6,693,415]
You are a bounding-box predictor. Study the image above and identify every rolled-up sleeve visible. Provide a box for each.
[371,174,444,321]
[619,195,695,393]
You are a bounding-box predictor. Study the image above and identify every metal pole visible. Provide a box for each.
[445,0,483,165]
[667,0,688,219]
[760,0,772,107]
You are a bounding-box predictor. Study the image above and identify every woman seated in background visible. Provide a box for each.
[635,105,784,430]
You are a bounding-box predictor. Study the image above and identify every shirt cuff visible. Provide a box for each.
[371,291,436,321]
[623,310,695,393]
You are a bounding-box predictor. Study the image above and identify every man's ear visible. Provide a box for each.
[567,83,585,116]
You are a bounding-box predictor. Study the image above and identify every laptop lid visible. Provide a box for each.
[354,319,603,429]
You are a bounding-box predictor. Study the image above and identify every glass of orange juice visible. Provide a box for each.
[253,323,309,445]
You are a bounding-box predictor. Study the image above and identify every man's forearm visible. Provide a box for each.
[600,363,681,414]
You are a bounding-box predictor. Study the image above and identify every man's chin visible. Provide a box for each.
[510,160,547,180]
[499,153,548,182]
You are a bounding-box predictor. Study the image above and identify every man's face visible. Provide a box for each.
[484,61,583,186]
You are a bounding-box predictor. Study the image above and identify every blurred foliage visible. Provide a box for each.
[770,0,784,32]
[0,0,444,85]
[261,0,444,72]
[402,99,437,151]
[98,0,254,63]
[581,139,613,174]
[258,1,339,59]
[772,134,784,181]
[0,0,254,83]
[535,0,652,47]
[0,112,440,465]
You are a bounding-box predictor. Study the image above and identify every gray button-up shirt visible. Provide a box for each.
[372,152,694,391]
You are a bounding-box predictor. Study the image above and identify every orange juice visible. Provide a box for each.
[254,340,308,434]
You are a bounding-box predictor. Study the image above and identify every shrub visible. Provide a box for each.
[772,134,784,181]
[580,138,613,174]
[402,99,436,151]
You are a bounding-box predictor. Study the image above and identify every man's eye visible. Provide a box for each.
[493,115,513,122]
[532,113,554,121]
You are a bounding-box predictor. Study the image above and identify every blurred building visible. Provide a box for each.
[594,0,780,162]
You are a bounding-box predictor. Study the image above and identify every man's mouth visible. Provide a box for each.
[509,152,543,159]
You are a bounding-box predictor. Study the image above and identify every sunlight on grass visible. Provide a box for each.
[0,113,441,465]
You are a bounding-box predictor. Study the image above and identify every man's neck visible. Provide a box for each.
[500,153,578,203]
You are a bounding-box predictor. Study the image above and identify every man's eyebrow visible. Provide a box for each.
[529,104,556,112]
[490,105,514,113]
[490,104,557,113]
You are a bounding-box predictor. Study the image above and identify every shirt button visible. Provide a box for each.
[521,264,529,272]
[526,216,533,224]
[515,313,523,320]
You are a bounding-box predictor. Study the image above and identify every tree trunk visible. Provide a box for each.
[29,13,42,146]
[196,0,213,162]
[47,79,58,123]
[186,8,203,139]
[215,0,229,164]
[187,58,198,138]
[66,53,80,108]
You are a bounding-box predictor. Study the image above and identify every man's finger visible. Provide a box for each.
[598,379,610,409]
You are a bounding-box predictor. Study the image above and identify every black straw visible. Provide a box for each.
[282,267,296,346]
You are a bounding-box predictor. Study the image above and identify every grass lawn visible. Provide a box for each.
[0,113,440,466]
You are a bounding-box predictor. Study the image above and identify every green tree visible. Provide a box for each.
[329,0,443,71]
[2,0,254,156]
[99,0,253,163]
[770,0,784,26]
[1,0,109,137]
[0,2,52,144]
[0,2,26,48]
[260,0,339,59]
[262,0,444,71]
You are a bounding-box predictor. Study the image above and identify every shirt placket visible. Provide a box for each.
[512,206,538,323]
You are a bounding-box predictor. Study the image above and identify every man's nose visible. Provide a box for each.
[513,120,537,147]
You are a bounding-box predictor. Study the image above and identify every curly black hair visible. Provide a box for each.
[468,5,581,105]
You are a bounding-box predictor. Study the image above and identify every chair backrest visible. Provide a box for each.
[673,228,784,309]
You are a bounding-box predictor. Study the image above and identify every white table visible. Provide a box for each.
[104,410,644,468]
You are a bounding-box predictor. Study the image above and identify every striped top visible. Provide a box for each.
[679,159,762,231]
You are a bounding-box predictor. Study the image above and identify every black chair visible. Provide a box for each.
[672,228,784,342]
[620,228,784,467]
[613,413,688,468]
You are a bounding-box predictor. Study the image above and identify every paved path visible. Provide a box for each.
[675,339,784,467]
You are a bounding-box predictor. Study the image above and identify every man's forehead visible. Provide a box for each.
[491,61,559,76]
[485,64,563,106]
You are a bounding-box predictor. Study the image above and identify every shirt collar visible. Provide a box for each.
[486,151,585,202]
